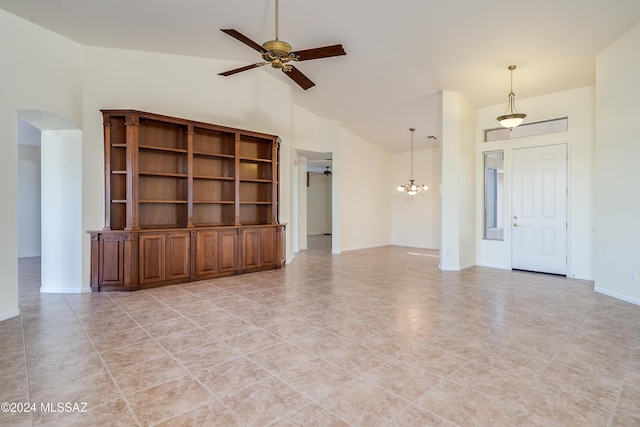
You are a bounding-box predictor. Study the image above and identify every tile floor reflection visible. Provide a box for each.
[2,237,640,426]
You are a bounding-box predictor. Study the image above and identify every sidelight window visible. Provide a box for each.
[484,151,504,240]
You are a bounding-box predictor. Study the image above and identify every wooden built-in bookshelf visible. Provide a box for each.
[88,110,284,291]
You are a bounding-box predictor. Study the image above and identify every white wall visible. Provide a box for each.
[339,128,392,251]
[17,143,41,258]
[594,23,640,304]
[41,130,84,293]
[391,146,441,249]
[475,86,595,280]
[440,91,476,271]
[0,9,83,320]
[296,156,308,251]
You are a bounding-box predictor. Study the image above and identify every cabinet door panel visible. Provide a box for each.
[219,230,238,273]
[261,227,277,268]
[196,230,219,276]
[100,235,124,286]
[166,232,190,280]
[243,228,261,270]
[139,234,165,285]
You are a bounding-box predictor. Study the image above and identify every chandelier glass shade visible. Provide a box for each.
[397,128,428,196]
[497,65,526,130]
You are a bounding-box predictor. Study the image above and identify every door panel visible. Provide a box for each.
[512,144,567,275]
[243,228,261,271]
[196,230,219,277]
[139,233,165,285]
[261,227,277,268]
[166,232,190,281]
[100,235,124,286]
[219,230,238,273]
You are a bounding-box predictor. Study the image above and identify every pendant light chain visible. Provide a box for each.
[410,127,414,181]
[510,66,514,95]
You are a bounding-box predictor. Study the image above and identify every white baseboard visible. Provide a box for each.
[18,253,41,259]
[475,262,511,271]
[0,308,20,322]
[341,243,389,252]
[40,286,92,294]
[439,263,476,272]
[594,287,640,306]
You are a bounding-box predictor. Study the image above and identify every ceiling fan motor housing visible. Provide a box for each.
[262,40,293,57]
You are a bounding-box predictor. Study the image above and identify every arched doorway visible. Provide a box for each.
[18,110,85,293]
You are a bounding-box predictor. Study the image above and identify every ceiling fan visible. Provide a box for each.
[218,0,346,90]
[308,166,332,177]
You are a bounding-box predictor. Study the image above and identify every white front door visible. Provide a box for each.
[512,144,567,275]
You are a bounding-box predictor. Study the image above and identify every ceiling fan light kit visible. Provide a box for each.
[218,0,346,90]
[497,65,527,130]
[397,128,428,196]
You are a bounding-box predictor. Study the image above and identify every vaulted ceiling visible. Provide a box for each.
[2,0,639,152]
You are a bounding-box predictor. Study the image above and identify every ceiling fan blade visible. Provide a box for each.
[293,44,346,61]
[218,62,267,77]
[283,66,315,90]
[220,29,265,53]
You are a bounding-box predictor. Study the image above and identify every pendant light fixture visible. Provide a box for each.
[396,128,428,196]
[497,65,526,130]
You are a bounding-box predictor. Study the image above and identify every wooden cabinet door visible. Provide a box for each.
[99,234,125,287]
[219,230,238,273]
[243,228,261,271]
[139,233,165,285]
[195,229,238,278]
[140,232,190,285]
[196,230,219,277]
[166,232,190,281]
[260,227,277,268]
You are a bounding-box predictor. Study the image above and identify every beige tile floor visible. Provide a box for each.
[2,236,640,426]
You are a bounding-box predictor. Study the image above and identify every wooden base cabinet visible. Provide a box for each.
[241,226,279,272]
[139,232,190,286]
[89,225,284,292]
[89,110,285,292]
[194,229,238,278]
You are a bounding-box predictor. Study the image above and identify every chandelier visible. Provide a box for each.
[397,128,428,196]
[497,65,527,130]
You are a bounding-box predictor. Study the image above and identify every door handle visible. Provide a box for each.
[513,223,519,227]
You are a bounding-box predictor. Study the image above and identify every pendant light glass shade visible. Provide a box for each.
[397,128,428,196]
[497,65,526,130]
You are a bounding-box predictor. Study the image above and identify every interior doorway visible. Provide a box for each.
[295,150,334,254]
[512,143,568,275]
[306,156,332,253]
[17,110,85,293]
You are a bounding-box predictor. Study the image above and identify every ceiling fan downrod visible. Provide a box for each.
[275,0,280,41]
